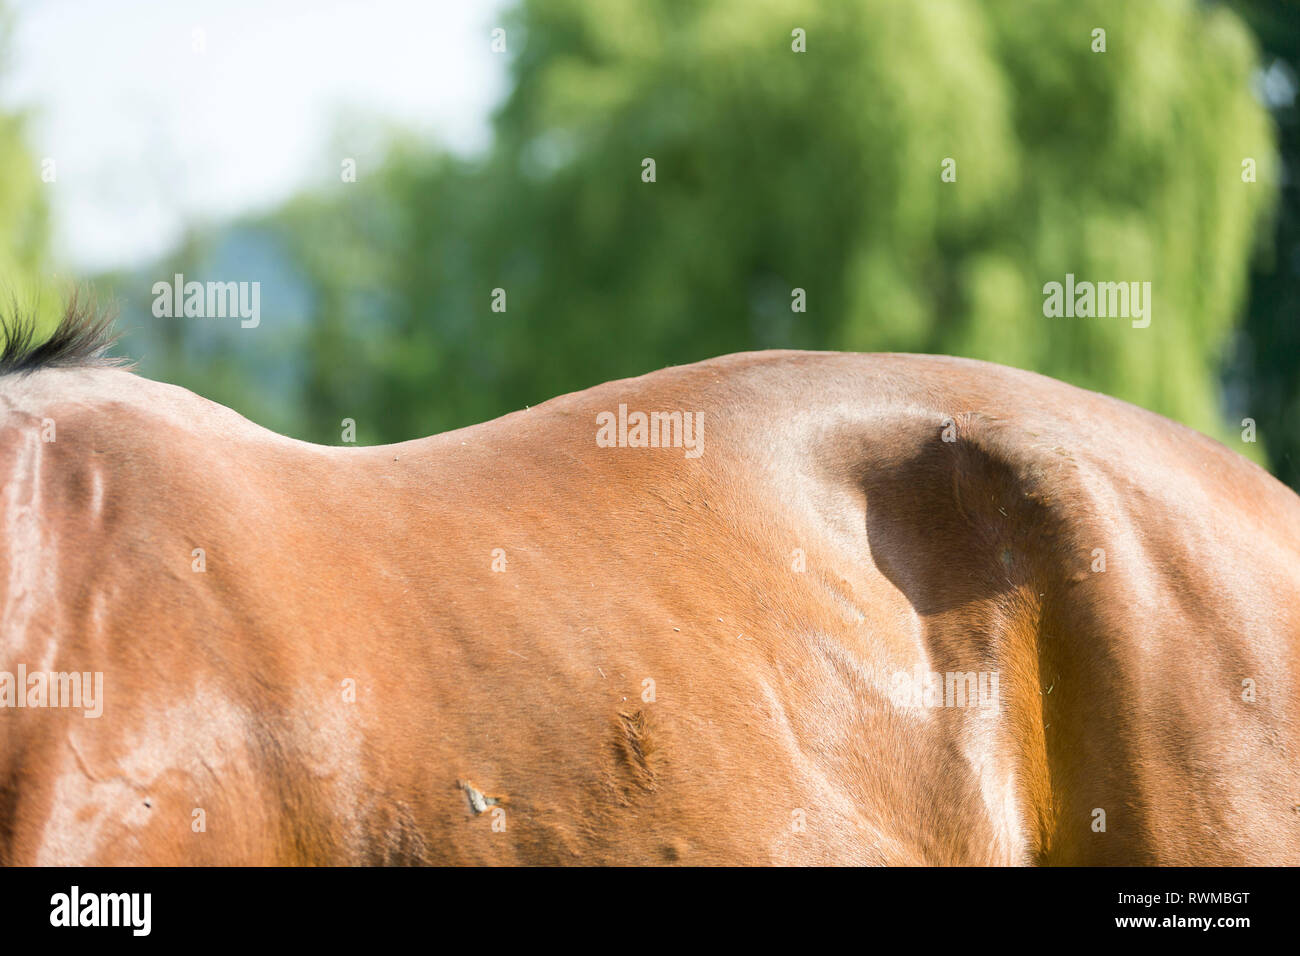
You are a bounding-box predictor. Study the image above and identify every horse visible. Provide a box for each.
[1,302,1297,865]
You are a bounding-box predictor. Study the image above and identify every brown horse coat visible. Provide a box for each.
[1,314,1297,864]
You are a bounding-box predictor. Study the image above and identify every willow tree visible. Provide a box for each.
[472,0,1274,444]
[127,0,1277,451]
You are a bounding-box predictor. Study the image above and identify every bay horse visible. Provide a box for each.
[1,303,1297,865]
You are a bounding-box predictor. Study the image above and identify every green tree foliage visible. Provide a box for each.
[1224,0,1300,486]
[0,6,53,336]
[122,0,1278,453]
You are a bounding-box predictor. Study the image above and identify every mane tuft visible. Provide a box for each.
[0,296,131,376]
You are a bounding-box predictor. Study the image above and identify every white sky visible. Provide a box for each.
[2,0,511,272]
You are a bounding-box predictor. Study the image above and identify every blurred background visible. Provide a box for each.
[1,0,1298,486]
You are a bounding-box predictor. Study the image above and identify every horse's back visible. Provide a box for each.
[1,352,1298,864]
[0,370,347,863]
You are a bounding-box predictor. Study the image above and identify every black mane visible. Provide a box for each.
[0,297,129,375]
